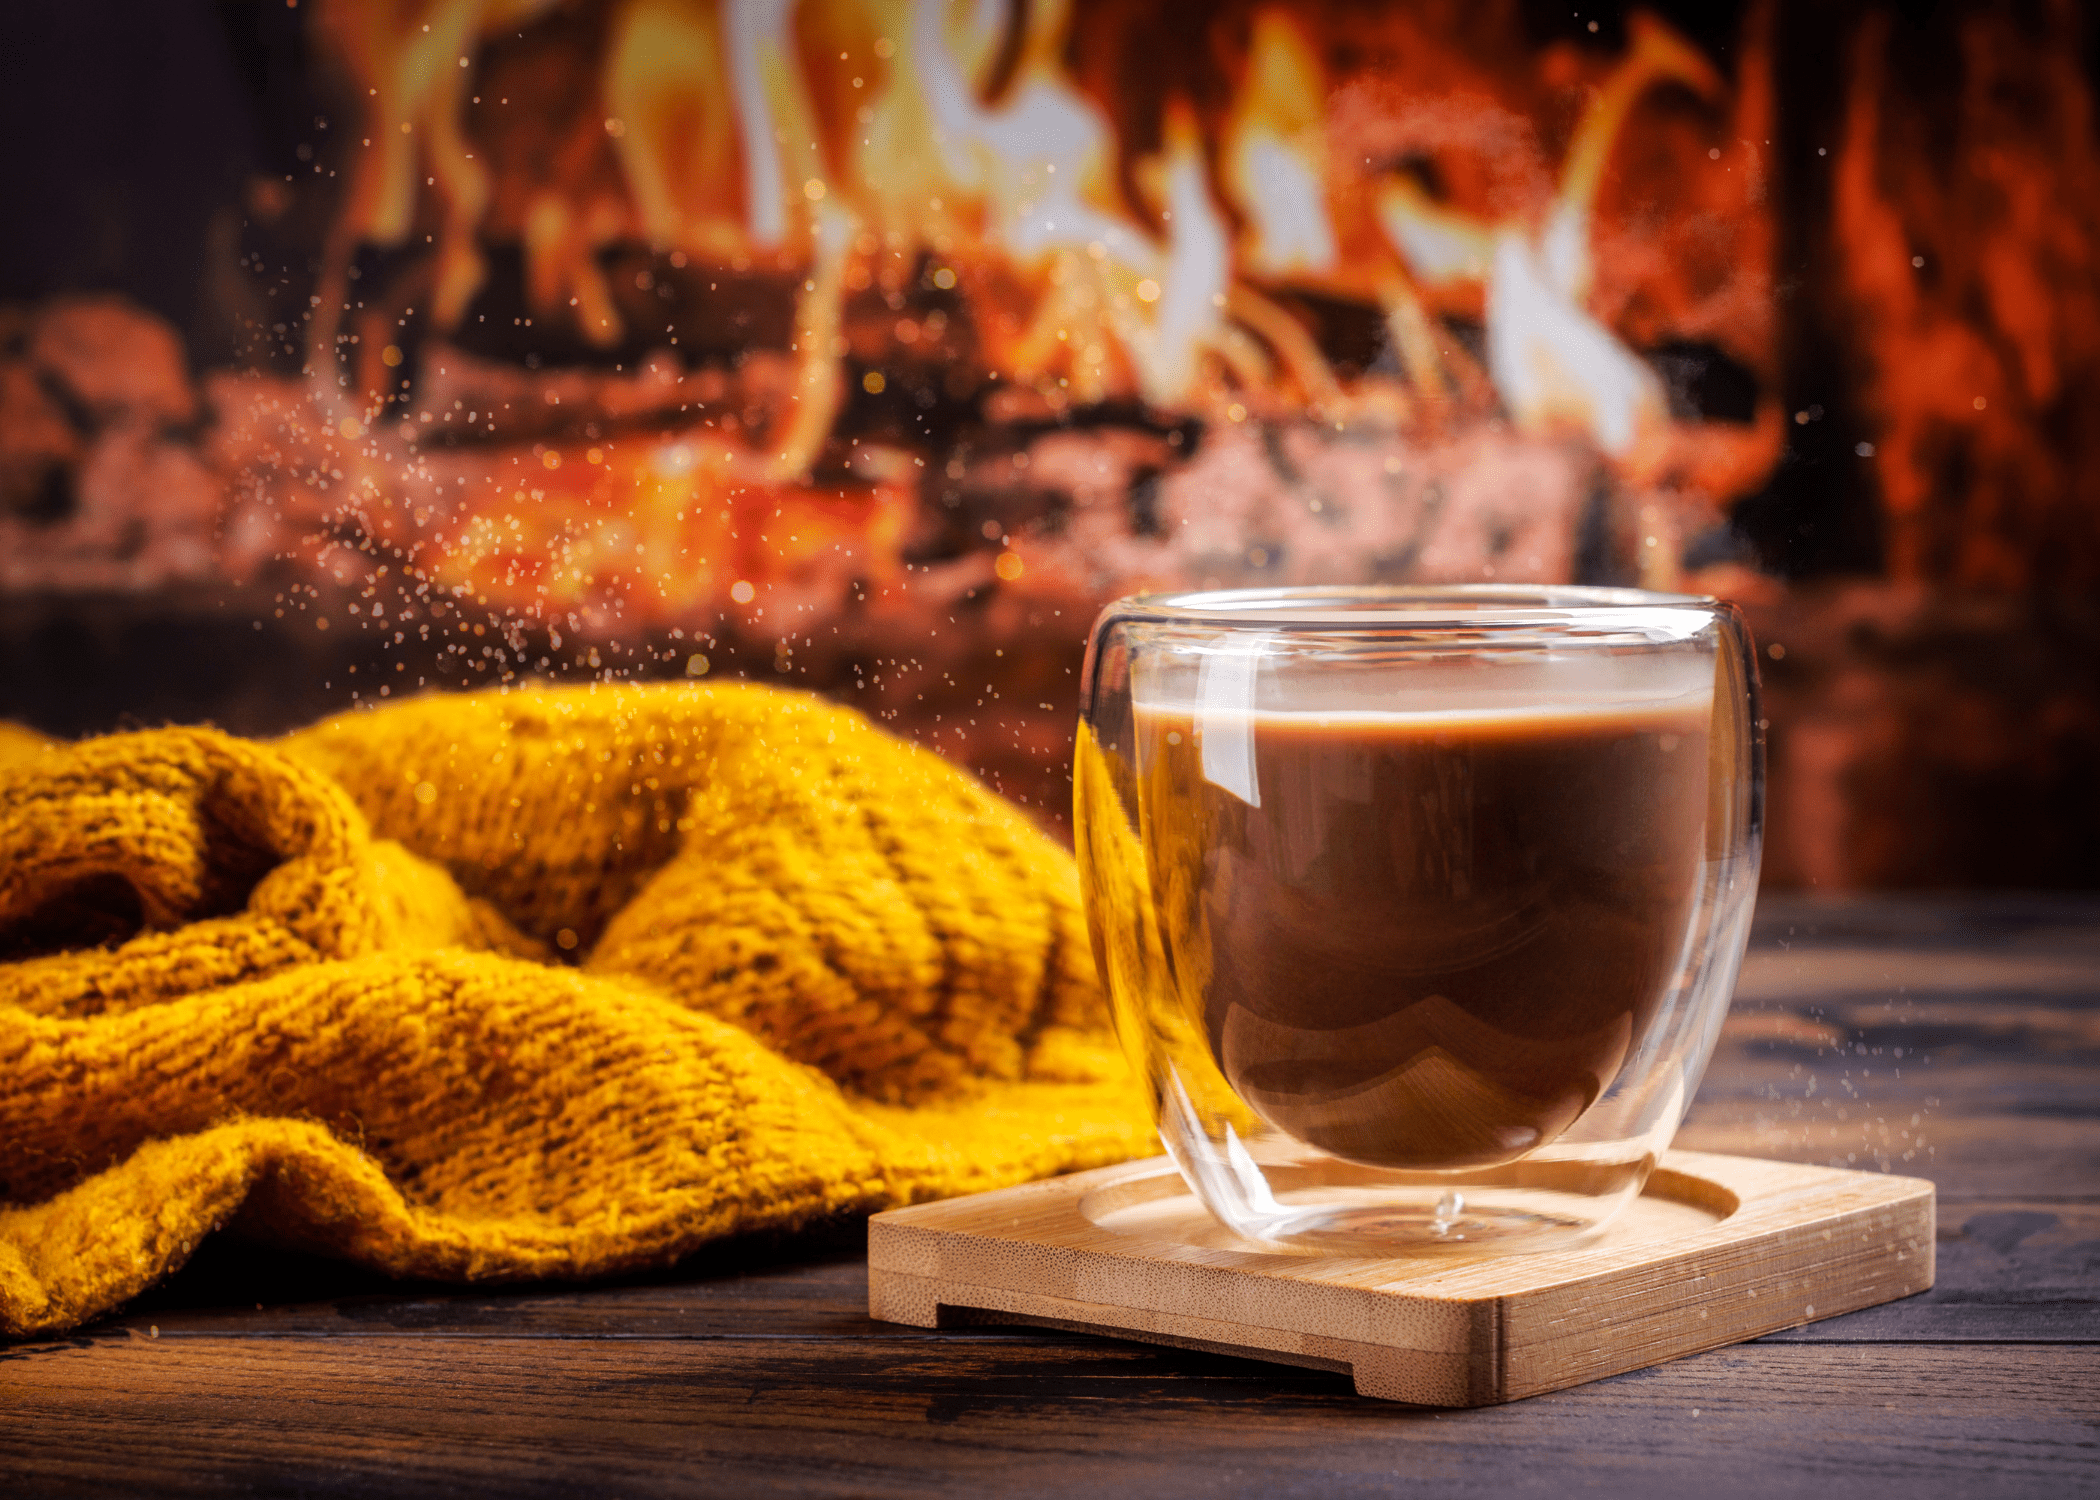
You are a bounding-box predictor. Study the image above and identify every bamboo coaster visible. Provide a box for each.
[867,1150,1934,1406]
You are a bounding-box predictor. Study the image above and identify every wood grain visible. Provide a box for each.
[867,1152,1935,1405]
[1680,895,2100,1199]
[2,1338,2093,1499]
[1,895,2094,1497]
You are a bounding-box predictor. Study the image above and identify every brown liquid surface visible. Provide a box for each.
[1136,701,1710,1169]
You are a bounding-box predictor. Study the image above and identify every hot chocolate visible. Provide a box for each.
[1134,694,1711,1169]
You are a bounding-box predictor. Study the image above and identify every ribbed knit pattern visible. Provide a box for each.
[0,684,1151,1338]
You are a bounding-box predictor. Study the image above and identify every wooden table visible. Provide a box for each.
[5,896,2095,1497]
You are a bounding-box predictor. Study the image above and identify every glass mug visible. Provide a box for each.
[1075,586,1763,1254]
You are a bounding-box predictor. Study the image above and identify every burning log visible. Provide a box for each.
[2,0,2096,887]
[0,4,1745,646]
[0,0,1794,823]
[9,3,1788,618]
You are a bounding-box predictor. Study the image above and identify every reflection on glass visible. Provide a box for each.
[1077,586,1762,1253]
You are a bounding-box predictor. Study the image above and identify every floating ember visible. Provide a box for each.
[18,1,2092,886]
[203,0,1781,631]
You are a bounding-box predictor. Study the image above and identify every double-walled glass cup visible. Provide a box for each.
[1076,586,1762,1254]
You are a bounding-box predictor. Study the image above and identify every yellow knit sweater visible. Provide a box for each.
[0,684,1152,1338]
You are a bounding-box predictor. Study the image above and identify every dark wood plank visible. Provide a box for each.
[1681,896,2100,1197]
[48,1196,2086,1350]
[2,1337,2094,1499]
[3,896,2095,1498]
[1680,1046,2100,1197]
[1748,894,2100,952]
[1764,1199,2100,1342]
[65,1254,880,1343]
[83,1224,888,1343]
[1687,897,2100,1342]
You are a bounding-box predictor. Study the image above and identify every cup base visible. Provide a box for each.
[1161,1134,1665,1256]
[1239,1190,1594,1254]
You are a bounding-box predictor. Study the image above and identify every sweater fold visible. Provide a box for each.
[0,683,1151,1338]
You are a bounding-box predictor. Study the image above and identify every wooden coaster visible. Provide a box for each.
[867,1150,1934,1406]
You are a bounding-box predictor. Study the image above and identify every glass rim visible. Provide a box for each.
[1098,583,1724,634]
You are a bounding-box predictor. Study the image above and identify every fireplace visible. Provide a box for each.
[2,0,2095,886]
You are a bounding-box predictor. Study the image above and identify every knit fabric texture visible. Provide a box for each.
[0,683,1152,1338]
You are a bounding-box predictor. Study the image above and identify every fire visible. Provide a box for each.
[407,433,910,627]
[1225,13,1336,283]
[264,0,1776,623]
[1374,15,1723,464]
[1833,6,2100,590]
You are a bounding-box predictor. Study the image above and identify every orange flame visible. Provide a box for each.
[277,1,1775,621]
